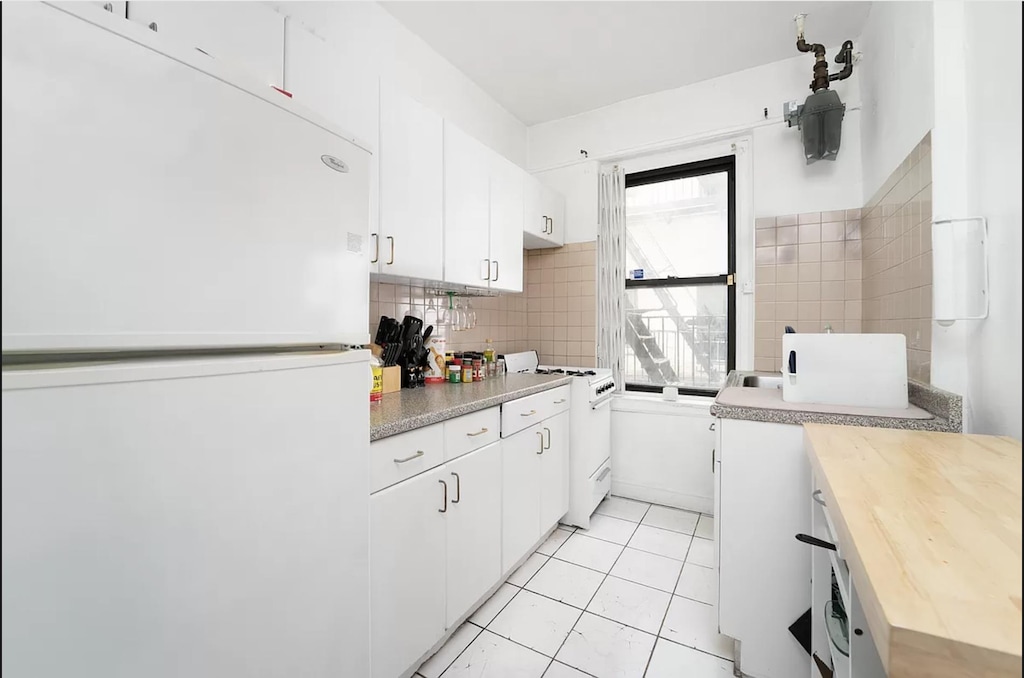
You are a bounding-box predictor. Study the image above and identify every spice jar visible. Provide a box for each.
[449,364,462,384]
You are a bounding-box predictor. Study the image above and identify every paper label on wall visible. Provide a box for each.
[631,269,644,280]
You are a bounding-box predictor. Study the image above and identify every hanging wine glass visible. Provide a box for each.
[465,299,478,330]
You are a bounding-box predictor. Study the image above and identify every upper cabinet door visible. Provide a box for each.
[378,85,444,280]
[126,2,285,87]
[523,175,565,250]
[524,175,547,240]
[282,19,377,148]
[541,184,566,247]
[444,122,491,287]
[488,156,524,292]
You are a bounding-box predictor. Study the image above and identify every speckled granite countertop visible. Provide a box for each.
[370,374,573,441]
[710,370,963,432]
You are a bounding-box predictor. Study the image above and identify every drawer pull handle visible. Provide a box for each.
[393,450,425,464]
[451,472,461,504]
[795,533,836,551]
[438,480,448,513]
[466,428,489,437]
[596,467,611,482]
[536,431,544,454]
[521,409,537,417]
[811,489,827,507]
[553,399,567,404]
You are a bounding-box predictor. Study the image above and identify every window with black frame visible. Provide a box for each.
[623,156,736,395]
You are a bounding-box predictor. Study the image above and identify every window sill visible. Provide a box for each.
[612,391,715,415]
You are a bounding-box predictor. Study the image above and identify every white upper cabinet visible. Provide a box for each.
[443,121,525,292]
[524,175,566,249]
[376,84,444,280]
[282,18,377,148]
[444,122,493,287]
[126,2,285,87]
[488,155,525,292]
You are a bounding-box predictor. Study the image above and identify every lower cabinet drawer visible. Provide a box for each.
[370,424,445,494]
[501,385,571,438]
[444,407,500,461]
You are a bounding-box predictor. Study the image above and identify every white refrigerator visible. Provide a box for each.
[2,4,372,677]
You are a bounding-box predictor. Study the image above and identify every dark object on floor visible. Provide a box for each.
[789,607,812,655]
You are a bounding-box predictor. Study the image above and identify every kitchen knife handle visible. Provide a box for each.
[795,533,836,551]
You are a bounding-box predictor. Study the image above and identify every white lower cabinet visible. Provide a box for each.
[371,398,570,677]
[444,442,502,627]
[717,417,809,678]
[370,465,447,678]
[501,423,543,573]
[501,410,570,573]
[539,411,570,530]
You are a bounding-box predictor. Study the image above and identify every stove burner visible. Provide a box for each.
[536,368,598,377]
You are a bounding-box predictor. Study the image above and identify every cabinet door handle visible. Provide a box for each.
[438,480,448,513]
[451,472,461,504]
[492,260,499,282]
[393,450,424,464]
[553,398,567,404]
[536,431,544,454]
[547,216,554,234]
[148,21,158,32]
[711,448,715,472]
[370,233,379,264]
[386,236,395,265]
[466,428,489,437]
[795,533,836,551]
[709,421,716,431]
[520,409,537,417]
[597,466,611,482]
[481,259,491,281]
[542,215,550,234]
[811,489,827,507]
[543,427,551,450]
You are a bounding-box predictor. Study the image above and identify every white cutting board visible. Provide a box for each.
[781,333,909,409]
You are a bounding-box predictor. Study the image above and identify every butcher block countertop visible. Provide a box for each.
[804,424,1022,678]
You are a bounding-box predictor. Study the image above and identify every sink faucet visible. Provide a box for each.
[823,323,834,334]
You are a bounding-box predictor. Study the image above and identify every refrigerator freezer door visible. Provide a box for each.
[1,351,370,678]
[1,3,370,352]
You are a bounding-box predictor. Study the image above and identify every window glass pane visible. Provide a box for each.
[625,171,728,278]
[624,285,728,390]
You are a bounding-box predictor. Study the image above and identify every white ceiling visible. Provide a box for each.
[381,1,872,125]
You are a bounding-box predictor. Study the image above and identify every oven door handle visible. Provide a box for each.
[591,396,614,410]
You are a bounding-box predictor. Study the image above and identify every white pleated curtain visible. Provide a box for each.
[597,166,627,390]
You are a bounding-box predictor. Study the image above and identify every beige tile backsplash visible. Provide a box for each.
[369,242,597,366]
[754,133,934,382]
[754,209,864,371]
[862,133,933,382]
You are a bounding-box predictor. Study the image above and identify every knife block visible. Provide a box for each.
[381,366,401,394]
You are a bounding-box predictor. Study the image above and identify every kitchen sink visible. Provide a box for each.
[742,375,783,389]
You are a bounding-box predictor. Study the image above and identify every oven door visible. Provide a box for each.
[579,395,613,478]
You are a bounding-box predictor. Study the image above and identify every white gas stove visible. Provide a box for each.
[503,351,614,528]
[503,351,616,408]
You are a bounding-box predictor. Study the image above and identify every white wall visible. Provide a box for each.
[527,47,865,229]
[858,1,935,202]
[274,2,527,165]
[929,1,1022,440]
[963,1,1022,439]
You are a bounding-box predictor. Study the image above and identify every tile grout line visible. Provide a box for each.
[541,501,657,676]
[642,527,700,677]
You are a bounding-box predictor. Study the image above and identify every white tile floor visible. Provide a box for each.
[416,496,735,678]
